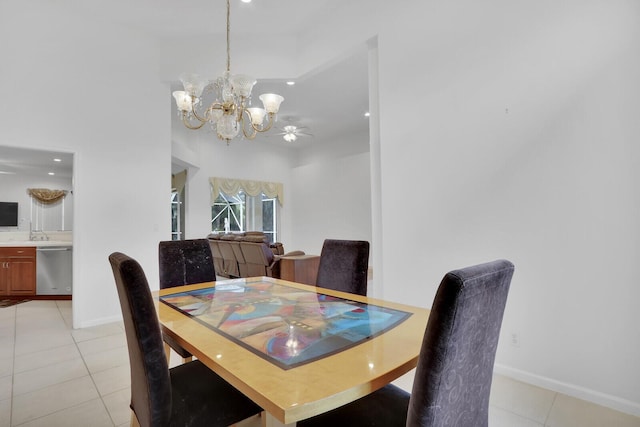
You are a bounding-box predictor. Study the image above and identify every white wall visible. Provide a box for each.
[0,173,73,232]
[0,1,170,327]
[374,0,640,415]
[171,123,297,244]
[281,0,640,415]
[290,131,372,255]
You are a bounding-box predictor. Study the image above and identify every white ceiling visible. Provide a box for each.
[0,146,73,179]
[0,0,369,175]
[162,0,370,147]
[62,0,346,39]
[221,46,369,147]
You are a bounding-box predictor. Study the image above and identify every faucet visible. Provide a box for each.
[29,221,50,241]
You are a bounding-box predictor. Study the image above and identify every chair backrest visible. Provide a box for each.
[109,252,171,427]
[315,239,370,296]
[217,237,241,278]
[208,237,226,277]
[240,241,275,277]
[407,259,514,427]
[158,239,216,289]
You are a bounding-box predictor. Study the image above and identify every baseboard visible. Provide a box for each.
[494,364,640,418]
[76,314,122,329]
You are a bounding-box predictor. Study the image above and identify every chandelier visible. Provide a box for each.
[172,0,284,144]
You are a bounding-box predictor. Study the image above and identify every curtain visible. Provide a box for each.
[27,188,67,204]
[209,177,284,206]
[172,170,187,193]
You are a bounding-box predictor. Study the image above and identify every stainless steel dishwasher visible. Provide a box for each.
[36,246,73,295]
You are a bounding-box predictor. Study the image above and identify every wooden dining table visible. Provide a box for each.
[155,276,430,426]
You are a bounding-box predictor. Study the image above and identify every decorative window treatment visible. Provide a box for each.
[210,177,284,206]
[172,170,187,193]
[27,188,67,204]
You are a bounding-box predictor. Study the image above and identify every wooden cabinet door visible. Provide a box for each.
[0,259,9,295]
[8,258,36,295]
[0,248,37,296]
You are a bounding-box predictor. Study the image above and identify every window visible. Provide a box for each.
[171,170,187,240]
[171,191,185,241]
[211,191,245,233]
[211,191,278,243]
[261,196,277,243]
[209,177,283,243]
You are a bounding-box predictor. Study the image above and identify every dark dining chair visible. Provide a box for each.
[299,259,515,427]
[158,239,216,364]
[315,239,370,296]
[109,252,262,427]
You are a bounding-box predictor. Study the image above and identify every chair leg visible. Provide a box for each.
[130,411,141,427]
[164,342,171,365]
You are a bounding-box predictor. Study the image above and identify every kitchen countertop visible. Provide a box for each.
[0,240,72,248]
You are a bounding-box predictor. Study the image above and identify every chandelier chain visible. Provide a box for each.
[226,0,231,73]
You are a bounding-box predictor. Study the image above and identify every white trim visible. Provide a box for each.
[494,364,640,418]
[76,314,122,329]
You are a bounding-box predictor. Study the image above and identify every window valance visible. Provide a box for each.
[210,177,284,206]
[27,188,67,204]
[172,170,187,193]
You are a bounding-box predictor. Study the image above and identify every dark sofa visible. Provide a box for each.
[207,232,303,279]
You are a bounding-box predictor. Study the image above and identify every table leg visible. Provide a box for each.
[261,411,296,427]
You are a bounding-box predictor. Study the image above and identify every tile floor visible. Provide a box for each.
[1,300,639,427]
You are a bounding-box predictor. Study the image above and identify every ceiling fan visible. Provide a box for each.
[274,125,313,142]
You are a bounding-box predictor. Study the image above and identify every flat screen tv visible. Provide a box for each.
[0,202,19,227]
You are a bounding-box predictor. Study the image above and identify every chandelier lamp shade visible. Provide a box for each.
[172,0,284,144]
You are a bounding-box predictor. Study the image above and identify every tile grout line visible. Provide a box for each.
[10,302,85,427]
[60,301,121,427]
[10,305,17,427]
[543,391,559,427]
[489,402,546,426]
[11,301,120,426]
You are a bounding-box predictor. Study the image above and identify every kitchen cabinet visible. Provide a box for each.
[0,247,36,296]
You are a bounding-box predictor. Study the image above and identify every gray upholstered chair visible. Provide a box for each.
[109,252,261,427]
[299,259,514,427]
[218,234,241,277]
[158,239,216,364]
[315,239,370,296]
[240,238,280,277]
[207,235,225,275]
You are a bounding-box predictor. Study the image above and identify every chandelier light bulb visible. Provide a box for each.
[231,74,256,98]
[179,73,207,98]
[172,91,193,112]
[247,107,266,126]
[259,94,285,114]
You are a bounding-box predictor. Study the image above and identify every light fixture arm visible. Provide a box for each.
[240,109,276,139]
[189,98,209,124]
[181,111,206,130]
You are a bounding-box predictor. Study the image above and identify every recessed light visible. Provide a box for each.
[48,172,55,176]
[53,158,62,162]
[364,112,370,117]
[286,81,295,86]
[241,0,251,3]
